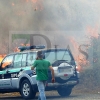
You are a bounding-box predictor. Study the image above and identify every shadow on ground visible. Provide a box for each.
[0,95,78,100]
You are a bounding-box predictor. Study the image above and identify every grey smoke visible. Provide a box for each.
[0,0,99,53]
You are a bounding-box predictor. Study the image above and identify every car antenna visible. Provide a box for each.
[54,44,58,60]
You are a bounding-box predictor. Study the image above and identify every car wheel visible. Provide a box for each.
[57,87,72,97]
[20,79,36,99]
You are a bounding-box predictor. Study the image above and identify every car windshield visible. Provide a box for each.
[44,50,72,64]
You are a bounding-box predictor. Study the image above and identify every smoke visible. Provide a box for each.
[0,0,100,53]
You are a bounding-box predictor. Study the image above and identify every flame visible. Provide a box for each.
[0,55,6,62]
[26,0,43,11]
[69,37,89,72]
[14,47,20,52]
[12,3,15,6]
[26,0,38,3]
[26,0,37,3]
[31,0,38,3]
[12,0,43,16]
[14,43,30,52]
[70,37,79,50]
[69,37,81,70]
[20,43,30,46]
[69,36,79,58]
[0,43,30,62]
[26,0,29,2]
[69,25,99,71]
[87,25,99,39]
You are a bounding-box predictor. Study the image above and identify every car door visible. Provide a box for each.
[11,53,29,88]
[0,55,14,89]
[10,53,23,88]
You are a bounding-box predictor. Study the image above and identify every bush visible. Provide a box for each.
[75,65,100,93]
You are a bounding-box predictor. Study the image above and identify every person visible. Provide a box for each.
[31,51,55,100]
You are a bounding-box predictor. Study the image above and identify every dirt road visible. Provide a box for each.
[0,91,100,100]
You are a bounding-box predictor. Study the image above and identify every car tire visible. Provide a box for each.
[20,79,36,99]
[57,87,72,97]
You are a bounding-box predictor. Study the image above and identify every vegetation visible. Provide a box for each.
[76,35,100,93]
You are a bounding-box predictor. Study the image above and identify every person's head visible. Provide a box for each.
[36,51,43,59]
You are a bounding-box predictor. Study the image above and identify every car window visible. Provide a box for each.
[1,55,14,70]
[14,54,22,68]
[44,50,72,64]
[27,52,36,66]
[22,53,27,67]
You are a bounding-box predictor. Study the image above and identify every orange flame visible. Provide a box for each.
[0,55,6,62]
[26,0,37,3]
[0,44,30,60]
[31,0,38,3]
[87,25,99,39]
[26,0,29,2]
[12,3,15,6]
[26,0,43,11]
[70,37,78,48]
[69,37,89,72]
[14,43,30,52]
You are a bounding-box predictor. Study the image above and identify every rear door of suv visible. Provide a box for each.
[44,49,76,83]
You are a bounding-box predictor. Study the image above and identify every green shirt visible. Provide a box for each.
[32,59,51,81]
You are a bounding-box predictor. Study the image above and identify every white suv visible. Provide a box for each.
[0,46,79,99]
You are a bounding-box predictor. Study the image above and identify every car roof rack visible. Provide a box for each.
[18,45,45,52]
